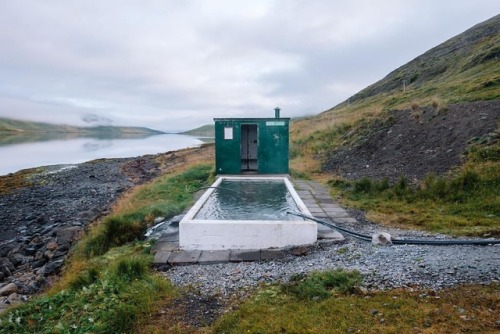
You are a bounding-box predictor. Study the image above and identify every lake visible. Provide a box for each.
[0,133,208,176]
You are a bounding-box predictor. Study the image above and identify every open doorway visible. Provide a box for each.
[241,124,258,171]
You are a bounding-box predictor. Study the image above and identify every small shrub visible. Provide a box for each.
[104,215,146,246]
[450,169,481,193]
[420,173,448,199]
[83,233,109,258]
[467,145,500,162]
[113,256,148,282]
[328,178,351,190]
[353,177,373,194]
[83,216,146,257]
[375,178,390,192]
[392,176,412,198]
[69,267,100,290]
[290,168,310,180]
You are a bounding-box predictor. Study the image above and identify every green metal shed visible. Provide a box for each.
[214,108,289,174]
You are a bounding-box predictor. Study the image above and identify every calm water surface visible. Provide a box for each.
[194,179,301,220]
[0,134,204,176]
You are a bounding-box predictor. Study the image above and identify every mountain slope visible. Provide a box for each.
[0,118,163,135]
[181,124,215,137]
[291,14,500,180]
[346,14,499,105]
[0,118,164,145]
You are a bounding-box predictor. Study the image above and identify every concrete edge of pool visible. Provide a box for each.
[179,176,318,250]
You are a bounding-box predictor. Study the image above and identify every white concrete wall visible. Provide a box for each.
[180,219,317,250]
[179,176,317,250]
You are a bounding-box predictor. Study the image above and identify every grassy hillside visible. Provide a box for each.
[0,118,164,145]
[290,14,500,237]
[181,124,215,137]
[0,117,164,135]
[290,14,499,162]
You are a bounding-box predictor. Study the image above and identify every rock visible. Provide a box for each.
[31,258,48,269]
[46,242,58,250]
[24,247,37,256]
[372,232,392,245]
[0,258,15,273]
[8,253,27,267]
[290,246,308,256]
[41,259,64,276]
[40,224,56,235]
[43,250,55,260]
[56,227,83,245]
[0,242,16,257]
[0,283,17,296]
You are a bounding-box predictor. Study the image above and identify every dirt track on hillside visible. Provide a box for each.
[322,100,500,181]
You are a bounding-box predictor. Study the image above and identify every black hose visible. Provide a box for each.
[287,211,500,246]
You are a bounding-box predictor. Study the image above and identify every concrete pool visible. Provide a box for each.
[179,176,317,250]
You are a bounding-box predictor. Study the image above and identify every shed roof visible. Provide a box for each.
[214,117,290,121]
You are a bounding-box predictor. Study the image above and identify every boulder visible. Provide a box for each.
[41,259,64,276]
[0,258,15,273]
[372,232,393,245]
[56,227,83,245]
[46,242,58,250]
[0,283,17,296]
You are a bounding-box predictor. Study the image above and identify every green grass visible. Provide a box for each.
[0,245,174,334]
[283,270,361,301]
[0,164,213,333]
[80,164,213,257]
[328,154,500,236]
[212,273,499,334]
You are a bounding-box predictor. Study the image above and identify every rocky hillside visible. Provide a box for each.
[292,14,500,181]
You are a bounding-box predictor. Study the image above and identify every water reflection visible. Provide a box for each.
[83,141,113,151]
[0,133,205,175]
[0,130,157,146]
[194,179,301,221]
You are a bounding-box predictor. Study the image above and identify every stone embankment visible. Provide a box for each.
[0,155,163,312]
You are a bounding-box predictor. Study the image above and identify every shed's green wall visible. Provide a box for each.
[215,120,242,174]
[214,118,289,174]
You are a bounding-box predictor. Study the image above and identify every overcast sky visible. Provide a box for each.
[0,1,498,132]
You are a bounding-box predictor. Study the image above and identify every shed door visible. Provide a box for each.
[241,124,258,171]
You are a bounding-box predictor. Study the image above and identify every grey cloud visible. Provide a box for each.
[0,1,498,131]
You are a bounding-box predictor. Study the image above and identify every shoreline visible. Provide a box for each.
[0,145,214,312]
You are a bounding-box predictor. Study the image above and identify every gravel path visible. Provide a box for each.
[163,179,500,295]
[164,239,500,295]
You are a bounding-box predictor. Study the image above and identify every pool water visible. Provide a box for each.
[194,179,301,221]
[180,176,316,250]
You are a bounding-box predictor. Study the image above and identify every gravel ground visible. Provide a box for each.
[164,211,500,296]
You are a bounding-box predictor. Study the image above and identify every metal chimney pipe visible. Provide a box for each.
[274,107,281,118]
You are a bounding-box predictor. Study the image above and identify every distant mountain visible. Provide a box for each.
[181,124,215,137]
[0,118,164,146]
